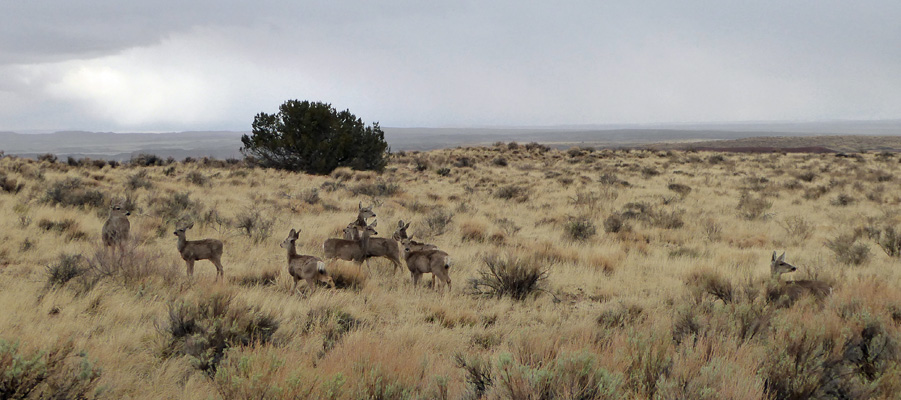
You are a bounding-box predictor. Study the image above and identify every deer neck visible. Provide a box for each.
[286,241,297,260]
[360,231,372,251]
[176,234,188,253]
[355,215,367,227]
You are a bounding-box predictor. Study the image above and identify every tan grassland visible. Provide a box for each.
[2,144,901,399]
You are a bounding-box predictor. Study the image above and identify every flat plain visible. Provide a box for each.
[1,144,901,399]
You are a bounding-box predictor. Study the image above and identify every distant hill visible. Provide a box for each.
[648,135,901,153]
[1,120,900,159]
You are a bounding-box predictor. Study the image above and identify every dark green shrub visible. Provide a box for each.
[241,100,388,174]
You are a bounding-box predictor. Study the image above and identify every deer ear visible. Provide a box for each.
[359,201,362,210]
[370,220,378,227]
[187,221,194,229]
[397,220,405,228]
[772,251,777,261]
[778,252,785,262]
[405,222,411,229]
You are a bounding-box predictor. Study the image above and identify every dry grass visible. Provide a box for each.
[2,147,901,398]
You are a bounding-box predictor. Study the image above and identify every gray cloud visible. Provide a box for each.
[1,1,899,131]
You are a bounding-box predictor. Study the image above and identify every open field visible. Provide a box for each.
[2,145,901,398]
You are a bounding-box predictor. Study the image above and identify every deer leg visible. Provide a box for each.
[211,257,224,279]
[292,277,300,294]
[411,271,421,287]
[185,259,195,277]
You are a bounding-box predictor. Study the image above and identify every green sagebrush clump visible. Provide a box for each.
[0,339,102,399]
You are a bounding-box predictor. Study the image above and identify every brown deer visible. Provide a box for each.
[401,237,452,291]
[768,251,832,305]
[173,222,224,279]
[392,220,437,251]
[281,228,334,293]
[346,219,404,270]
[323,220,378,264]
[101,203,130,247]
[343,222,360,240]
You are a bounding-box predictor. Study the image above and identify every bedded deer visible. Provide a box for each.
[281,228,334,293]
[173,222,224,279]
[401,237,451,291]
[323,220,378,264]
[768,251,832,305]
[102,203,131,247]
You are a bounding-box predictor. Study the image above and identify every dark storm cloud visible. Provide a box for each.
[1,1,899,131]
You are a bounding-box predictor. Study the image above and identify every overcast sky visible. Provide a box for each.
[1,1,899,132]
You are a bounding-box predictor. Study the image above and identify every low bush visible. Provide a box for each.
[153,191,203,226]
[162,289,279,374]
[603,213,628,233]
[667,183,692,197]
[468,253,549,301]
[865,225,901,258]
[0,173,24,194]
[736,192,772,220]
[43,178,106,209]
[45,254,85,288]
[825,234,870,265]
[0,339,102,399]
[494,184,529,202]
[425,209,454,236]
[235,207,275,244]
[185,171,209,186]
[349,180,402,197]
[564,216,597,241]
[126,170,153,190]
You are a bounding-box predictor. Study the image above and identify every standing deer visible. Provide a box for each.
[323,220,378,264]
[343,222,361,240]
[392,220,437,251]
[347,202,376,237]
[401,237,452,291]
[281,228,334,293]
[768,251,832,305]
[173,222,224,279]
[347,219,404,270]
[102,203,130,247]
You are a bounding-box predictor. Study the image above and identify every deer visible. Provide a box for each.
[281,228,334,293]
[768,251,832,305]
[173,222,224,279]
[392,220,437,251]
[401,237,452,291]
[101,203,131,247]
[344,219,404,270]
[346,202,376,238]
[323,220,378,264]
[343,222,361,240]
